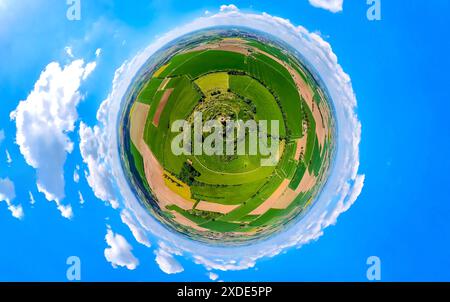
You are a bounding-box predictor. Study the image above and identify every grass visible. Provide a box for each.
[144,76,201,169]
[130,141,149,191]
[166,205,210,225]
[153,63,170,78]
[198,220,242,232]
[276,142,297,178]
[303,104,317,166]
[191,179,266,205]
[165,50,248,79]
[195,72,229,93]
[246,40,291,63]
[229,74,286,136]
[289,162,307,190]
[218,173,284,222]
[249,208,285,227]
[137,78,163,105]
[246,55,303,138]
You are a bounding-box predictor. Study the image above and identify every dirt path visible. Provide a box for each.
[295,170,317,193]
[249,179,290,215]
[172,212,209,232]
[130,102,150,151]
[184,40,251,56]
[196,201,240,214]
[152,88,173,127]
[272,188,297,210]
[158,77,170,91]
[295,136,307,161]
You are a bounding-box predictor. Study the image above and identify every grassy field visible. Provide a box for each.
[130,141,150,192]
[276,142,297,178]
[229,74,286,136]
[137,78,163,105]
[289,162,307,190]
[162,50,247,79]
[246,40,291,63]
[195,72,229,92]
[246,55,303,138]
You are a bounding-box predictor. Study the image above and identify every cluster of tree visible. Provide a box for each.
[163,174,183,188]
[178,162,201,186]
[189,209,221,220]
[227,70,246,76]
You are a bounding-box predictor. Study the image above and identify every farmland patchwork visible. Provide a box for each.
[120,29,336,243]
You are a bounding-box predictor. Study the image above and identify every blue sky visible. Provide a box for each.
[0,0,449,281]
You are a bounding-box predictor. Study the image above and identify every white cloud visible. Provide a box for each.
[220,4,239,12]
[95,48,102,57]
[73,166,80,183]
[9,204,24,219]
[308,0,343,13]
[78,191,85,205]
[120,210,151,247]
[79,121,119,209]
[0,178,24,219]
[104,227,139,270]
[56,202,73,219]
[78,63,127,210]
[29,191,35,205]
[65,46,74,58]
[5,149,12,164]
[82,8,363,272]
[204,10,211,15]
[208,272,219,281]
[83,62,97,80]
[11,58,96,218]
[154,242,184,275]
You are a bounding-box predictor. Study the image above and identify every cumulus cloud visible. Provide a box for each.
[5,149,12,164]
[56,202,73,219]
[78,62,130,211]
[154,242,184,275]
[0,178,24,219]
[10,58,96,218]
[308,0,343,13]
[104,226,139,270]
[120,210,151,247]
[79,121,119,209]
[220,4,239,12]
[83,62,97,80]
[82,8,363,272]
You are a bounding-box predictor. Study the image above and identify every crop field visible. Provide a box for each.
[123,32,335,242]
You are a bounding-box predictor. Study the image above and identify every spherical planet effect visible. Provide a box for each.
[119,27,336,244]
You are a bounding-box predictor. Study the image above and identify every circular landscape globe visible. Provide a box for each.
[119,27,336,244]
